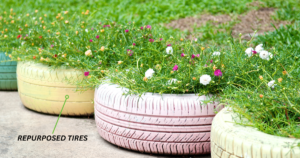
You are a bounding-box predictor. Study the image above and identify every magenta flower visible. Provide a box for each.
[133,43,136,46]
[252,50,257,54]
[181,53,185,57]
[89,39,93,42]
[149,39,154,43]
[96,35,99,39]
[196,54,200,57]
[146,25,152,29]
[167,44,171,46]
[173,65,178,71]
[214,69,222,77]
[191,54,196,59]
[84,71,89,76]
[210,60,213,63]
[125,29,129,33]
[160,38,163,41]
[51,45,54,48]
[140,26,143,30]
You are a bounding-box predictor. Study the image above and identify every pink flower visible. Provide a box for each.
[51,45,54,48]
[167,44,171,46]
[91,28,94,30]
[191,54,196,59]
[84,71,89,76]
[160,38,163,41]
[252,50,257,54]
[196,54,200,57]
[149,39,154,43]
[210,60,213,63]
[133,43,136,46]
[146,25,152,29]
[140,26,143,30]
[214,69,222,77]
[173,65,178,71]
[125,29,129,33]
[96,35,99,39]
[181,53,185,57]
[89,39,93,42]
[103,25,111,28]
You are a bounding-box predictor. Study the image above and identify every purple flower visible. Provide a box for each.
[191,54,196,59]
[252,50,257,54]
[214,69,222,77]
[89,39,93,42]
[181,53,185,57]
[146,25,152,29]
[196,54,200,57]
[140,26,143,30]
[125,29,129,33]
[84,71,89,76]
[133,43,136,46]
[173,65,178,71]
[149,39,154,43]
[96,35,99,39]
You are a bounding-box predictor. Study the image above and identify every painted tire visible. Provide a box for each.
[95,83,223,155]
[211,107,300,158]
[17,62,94,116]
[0,52,17,90]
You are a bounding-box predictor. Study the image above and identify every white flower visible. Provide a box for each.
[212,51,221,56]
[85,49,92,56]
[194,38,198,42]
[21,42,25,46]
[167,78,177,85]
[269,53,273,59]
[32,17,36,20]
[85,29,88,32]
[166,46,173,54]
[268,80,276,88]
[145,68,155,79]
[200,74,211,86]
[245,47,254,57]
[259,50,271,60]
[255,44,264,53]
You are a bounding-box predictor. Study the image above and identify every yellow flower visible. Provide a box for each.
[56,16,59,19]
[35,10,38,13]
[192,77,196,80]
[41,21,44,24]
[81,25,84,28]
[259,76,263,80]
[81,12,84,15]
[5,28,8,32]
[44,14,47,17]
[76,31,78,35]
[51,22,55,25]
[65,20,69,24]
[10,8,13,12]
[47,30,50,33]
[38,48,42,52]
[4,35,7,38]
[100,46,105,52]
[101,70,104,73]
[171,71,174,74]
[140,64,144,67]
[8,54,12,58]
[282,71,287,75]
[143,77,148,82]
[39,17,42,20]
[213,65,217,71]
[115,69,118,72]
[64,11,69,14]
[26,13,29,16]
[180,38,183,41]
[88,75,91,79]
[278,78,283,83]
[1,31,3,34]
[66,33,68,36]
[43,26,46,29]
[60,17,64,20]
[17,57,20,61]
[201,47,205,51]
[25,24,28,27]
[222,64,225,68]
[11,20,14,23]
[40,57,44,61]
[57,13,61,17]
[56,32,60,35]
[32,43,34,46]
[100,29,104,33]
[118,61,123,64]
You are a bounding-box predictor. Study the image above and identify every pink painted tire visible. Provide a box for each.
[94,84,223,155]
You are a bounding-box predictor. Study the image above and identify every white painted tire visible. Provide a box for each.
[211,107,300,158]
[95,83,224,155]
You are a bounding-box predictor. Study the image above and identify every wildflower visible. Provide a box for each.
[160,38,163,41]
[146,25,151,29]
[89,39,93,42]
[145,68,155,79]
[181,53,185,57]
[40,57,44,61]
[65,20,69,24]
[143,77,148,82]
[17,57,20,61]
[33,56,36,59]
[44,14,47,17]
[166,46,173,54]
[259,94,263,98]
[212,52,221,56]
[88,75,91,79]
[101,29,104,33]
[245,47,254,57]
[84,72,89,76]
[278,78,283,83]
[8,54,12,58]
[56,32,60,35]
[133,43,136,46]
[17,35,22,39]
[35,10,38,13]
[259,50,271,60]
[76,31,78,35]
[192,77,196,80]
[54,54,57,58]
[195,38,198,42]
[213,65,217,70]
[62,54,67,58]
[47,30,50,33]
[25,24,28,27]
[101,70,104,73]
[11,20,14,24]
[100,46,105,51]
[140,64,144,67]
[32,43,34,46]
[85,29,88,32]
[125,29,129,33]
[167,79,178,85]
[196,54,200,57]
[200,74,211,85]
[51,45,54,48]
[118,61,123,64]
[155,64,162,70]
[96,35,99,39]
[259,76,263,80]
[173,65,178,71]
[255,44,264,53]
[26,13,29,16]
[43,26,46,29]
[167,44,172,46]
[140,26,143,30]
[267,80,276,88]
[180,38,183,41]
[191,54,196,59]
[85,50,92,56]
[171,71,174,74]
[4,35,7,38]
[282,71,287,75]
[149,39,154,43]
[214,69,222,77]
[39,36,42,39]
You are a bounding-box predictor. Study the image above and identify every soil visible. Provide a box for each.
[165,5,290,40]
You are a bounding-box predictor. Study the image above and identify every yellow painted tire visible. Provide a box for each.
[211,107,300,158]
[17,62,94,116]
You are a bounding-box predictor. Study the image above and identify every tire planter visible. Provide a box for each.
[17,62,94,116]
[0,52,17,90]
[211,107,300,158]
[95,83,224,155]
